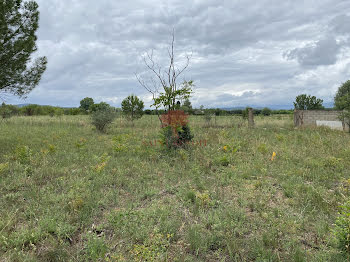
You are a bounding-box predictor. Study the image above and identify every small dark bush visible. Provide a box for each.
[261,107,272,116]
[160,124,194,148]
[242,108,249,119]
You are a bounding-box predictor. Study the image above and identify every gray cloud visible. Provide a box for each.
[330,14,350,35]
[283,13,350,67]
[283,36,341,66]
[5,0,350,108]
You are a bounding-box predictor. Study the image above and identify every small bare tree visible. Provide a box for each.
[136,30,194,118]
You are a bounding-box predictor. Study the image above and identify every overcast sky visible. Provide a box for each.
[6,0,350,108]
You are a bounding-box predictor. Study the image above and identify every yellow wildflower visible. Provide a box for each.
[94,161,107,173]
[223,145,228,152]
[271,151,276,161]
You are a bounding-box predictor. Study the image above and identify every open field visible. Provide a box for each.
[1,114,350,261]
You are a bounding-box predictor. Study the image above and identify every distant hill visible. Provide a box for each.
[220,102,334,111]
[220,105,294,110]
[15,103,30,107]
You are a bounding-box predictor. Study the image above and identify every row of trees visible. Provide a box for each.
[0,103,81,118]
[144,107,291,116]
[80,96,144,122]
[0,98,293,119]
[0,95,144,120]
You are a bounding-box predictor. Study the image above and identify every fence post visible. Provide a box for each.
[294,109,298,127]
[248,108,254,128]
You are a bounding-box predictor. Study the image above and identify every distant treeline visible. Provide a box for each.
[0,103,295,119]
[146,108,294,116]
[0,103,83,118]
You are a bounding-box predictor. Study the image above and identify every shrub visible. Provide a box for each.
[242,108,249,119]
[261,107,272,116]
[333,200,350,253]
[0,103,13,119]
[21,104,43,116]
[64,108,81,115]
[13,145,32,165]
[90,102,111,112]
[160,110,193,148]
[160,125,193,148]
[121,95,144,124]
[91,107,116,132]
[55,108,64,117]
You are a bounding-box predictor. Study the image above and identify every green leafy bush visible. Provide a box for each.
[91,107,116,132]
[0,103,13,119]
[90,102,111,112]
[261,107,272,116]
[294,94,324,110]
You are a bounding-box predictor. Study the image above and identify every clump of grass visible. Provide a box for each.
[216,155,230,166]
[257,143,268,153]
[131,231,172,261]
[12,145,32,165]
[83,232,108,260]
[333,200,350,253]
[0,162,9,174]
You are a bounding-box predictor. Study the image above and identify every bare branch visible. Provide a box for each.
[136,29,192,111]
[135,73,154,94]
[143,50,167,88]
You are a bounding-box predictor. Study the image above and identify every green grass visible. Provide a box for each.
[1,114,350,261]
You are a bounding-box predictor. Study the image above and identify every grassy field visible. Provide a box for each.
[1,114,350,261]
